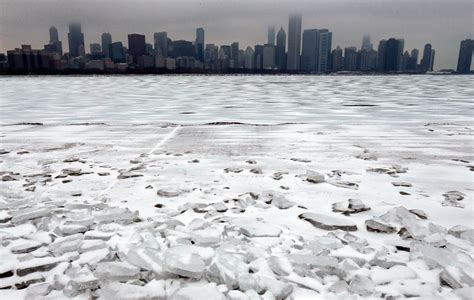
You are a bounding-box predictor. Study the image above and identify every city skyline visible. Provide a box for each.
[0,0,473,70]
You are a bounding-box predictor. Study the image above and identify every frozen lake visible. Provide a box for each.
[0,75,473,298]
[0,75,473,125]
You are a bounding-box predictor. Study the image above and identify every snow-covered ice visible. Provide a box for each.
[0,75,473,299]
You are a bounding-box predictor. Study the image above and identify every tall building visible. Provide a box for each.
[171,40,194,58]
[263,44,276,69]
[254,45,264,70]
[128,34,146,63]
[456,39,474,74]
[420,43,435,72]
[360,49,378,71]
[68,22,85,57]
[244,46,255,69]
[287,13,302,70]
[109,42,125,63]
[377,39,387,71]
[301,29,319,72]
[195,28,205,61]
[154,32,168,57]
[267,26,276,46]
[276,27,286,70]
[49,26,59,43]
[46,26,62,56]
[384,38,404,72]
[231,42,239,68]
[344,47,359,71]
[361,35,373,51]
[101,33,112,58]
[330,46,343,72]
[317,29,332,73]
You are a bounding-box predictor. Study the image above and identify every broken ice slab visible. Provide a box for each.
[94,207,138,224]
[299,212,357,231]
[99,280,167,300]
[305,170,325,184]
[231,218,282,237]
[206,253,249,289]
[332,199,370,215]
[191,228,222,246]
[365,217,397,233]
[94,261,141,282]
[66,266,99,291]
[10,207,51,224]
[289,254,338,268]
[16,256,64,277]
[163,247,206,279]
[48,233,83,256]
[170,283,225,300]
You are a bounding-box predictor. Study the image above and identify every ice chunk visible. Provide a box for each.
[191,228,222,246]
[164,246,206,279]
[206,253,249,288]
[348,275,374,296]
[16,257,64,277]
[94,207,137,224]
[94,261,141,282]
[370,265,417,284]
[11,208,51,224]
[290,254,338,268]
[269,256,293,276]
[48,233,83,256]
[306,170,325,184]
[299,213,357,231]
[232,218,282,237]
[66,266,99,291]
[99,280,167,300]
[365,217,396,233]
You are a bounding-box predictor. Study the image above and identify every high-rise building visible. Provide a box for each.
[263,44,276,69]
[128,34,146,63]
[377,39,387,71]
[361,35,373,51]
[384,38,404,72]
[231,42,239,68]
[101,33,112,58]
[267,26,276,46]
[301,29,319,72]
[244,46,255,69]
[196,28,205,61]
[109,42,125,63]
[420,43,435,72]
[204,44,218,68]
[317,29,332,73]
[330,46,343,72]
[287,13,302,70]
[154,32,168,57]
[68,22,85,57]
[254,45,264,70]
[276,27,286,70]
[49,26,59,43]
[46,26,62,56]
[360,49,378,71]
[171,40,194,58]
[344,47,359,71]
[456,39,474,74]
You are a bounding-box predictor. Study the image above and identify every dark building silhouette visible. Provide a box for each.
[101,33,112,58]
[287,14,302,70]
[154,32,168,57]
[301,29,319,72]
[377,39,387,71]
[344,47,359,71]
[195,28,205,61]
[456,39,474,74]
[171,40,194,58]
[267,26,275,46]
[276,27,286,70]
[420,43,435,72]
[231,42,239,68]
[254,45,264,70]
[384,38,404,72]
[45,26,63,56]
[68,22,85,57]
[317,29,332,73]
[128,34,146,64]
[330,46,343,72]
[109,42,125,63]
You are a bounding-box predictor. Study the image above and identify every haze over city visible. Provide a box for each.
[1,0,473,70]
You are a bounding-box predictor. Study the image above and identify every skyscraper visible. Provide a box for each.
[301,29,319,72]
[317,29,332,73]
[420,43,435,72]
[109,42,125,63]
[128,34,146,64]
[344,47,359,71]
[384,38,404,72]
[287,14,302,71]
[68,22,85,57]
[263,44,276,69]
[330,46,343,72]
[101,33,112,58]
[244,46,255,69]
[195,28,205,61]
[276,27,286,70]
[254,45,264,70]
[90,43,102,55]
[49,26,59,43]
[154,32,168,57]
[47,26,62,56]
[231,42,239,68]
[456,39,474,74]
[377,39,387,71]
[361,35,373,51]
[267,26,275,46]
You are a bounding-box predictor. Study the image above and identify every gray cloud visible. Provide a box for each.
[1,0,473,69]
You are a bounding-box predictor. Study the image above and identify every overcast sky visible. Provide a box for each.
[0,0,472,69]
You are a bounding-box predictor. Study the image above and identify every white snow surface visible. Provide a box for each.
[0,75,473,299]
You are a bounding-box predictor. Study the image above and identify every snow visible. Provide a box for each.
[0,75,473,299]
